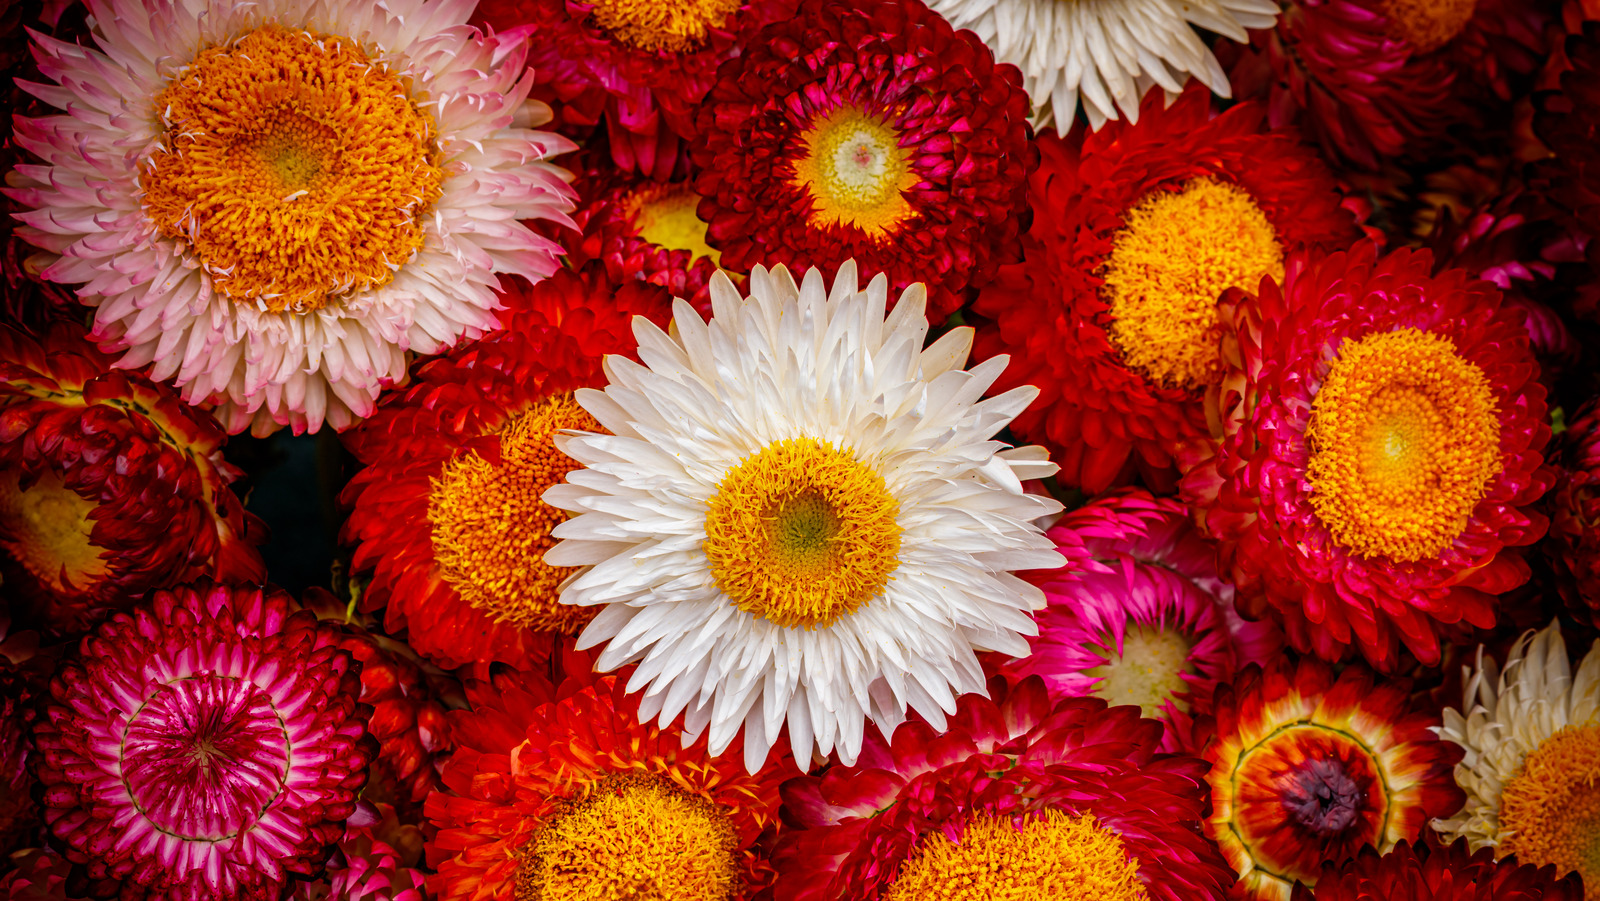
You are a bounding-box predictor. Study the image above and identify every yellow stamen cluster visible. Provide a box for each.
[586,0,742,51]
[790,105,921,239]
[143,25,444,312]
[1306,328,1501,562]
[1085,625,1198,718]
[1498,724,1600,900]
[515,776,740,901]
[625,183,722,266]
[704,437,901,630]
[1101,178,1285,390]
[1383,0,1477,53]
[884,811,1150,901]
[0,470,108,593]
[428,395,601,633]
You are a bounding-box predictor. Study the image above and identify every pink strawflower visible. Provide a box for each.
[32,583,375,899]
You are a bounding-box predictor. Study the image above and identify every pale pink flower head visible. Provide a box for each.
[997,489,1282,752]
[32,582,375,900]
[7,0,577,435]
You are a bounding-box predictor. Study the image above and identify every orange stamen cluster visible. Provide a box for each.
[1383,0,1477,52]
[142,25,444,312]
[1306,328,1501,562]
[1498,724,1600,900]
[0,470,108,593]
[586,0,742,51]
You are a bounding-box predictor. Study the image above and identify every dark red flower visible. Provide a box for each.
[1548,398,1600,625]
[1290,837,1583,901]
[691,0,1033,323]
[973,85,1360,492]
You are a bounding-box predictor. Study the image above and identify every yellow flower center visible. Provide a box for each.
[142,25,445,312]
[0,470,108,594]
[789,105,921,240]
[1306,328,1501,562]
[883,811,1150,901]
[515,777,740,901]
[1498,723,1600,900]
[428,395,601,633]
[1101,178,1285,390]
[625,184,721,266]
[586,0,742,51]
[704,437,901,630]
[1383,0,1476,52]
[1085,625,1198,718]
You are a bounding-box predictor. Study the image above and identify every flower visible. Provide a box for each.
[292,819,428,901]
[691,0,1033,323]
[923,0,1278,133]
[994,489,1282,753]
[1291,837,1584,901]
[973,86,1360,492]
[544,262,1063,769]
[0,613,50,855]
[341,265,673,670]
[1536,21,1600,242]
[1204,658,1465,901]
[1435,622,1600,898]
[7,0,577,435]
[1181,243,1553,671]
[773,678,1235,901]
[0,321,264,636]
[559,159,725,313]
[1547,399,1600,625]
[424,667,790,901]
[31,582,375,900]
[474,0,795,179]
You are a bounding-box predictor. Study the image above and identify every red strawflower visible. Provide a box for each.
[994,489,1281,754]
[691,0,1032,323]
[0,848,79,901]
[341,266,672,669]
[1221,0,1464,171]
[424,667,791,901]
[32,582,375,900]
[473,0,795,179]
[1290,837,1584,901]
[0,321,264,636]
[292,816,428,901]
[1536,21,1600,242]
[560,159,724,313]
[774,678,1234,901]
[1181,243,1553,671]
[973,85,1360,492]
[1548,398,1600,625]
[1203,659,1465,901]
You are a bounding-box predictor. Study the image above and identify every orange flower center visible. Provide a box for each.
[1085,625,1197,718]
[1306,328,1501,562]
[586,0,742,51]
[624,183,721,266]
[789,105,921,240]
[1498,723,1600,899]
[883,810,1149,901]
[0,469,108,594]
[515,776,740,901]
[427,395,601,633]
[1383,0,1476,52]
[1101,178,1285,391]
[704,437,902,630]
[143,25,444,312]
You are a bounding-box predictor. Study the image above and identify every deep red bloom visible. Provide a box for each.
[0,322,264,636]
[1548,398,1600,626]
[774,678,1235,901]
[32,583,375,900]
[1290,837,1583,901]
[1204,659,1465,901]
[692,0,1032,323]
[424,666,790,901]
[1181,242,1553,672]
[1536,21,1600,241]
[994,489,1282,754]
[973,85,1360,492]
[340,265,673,669]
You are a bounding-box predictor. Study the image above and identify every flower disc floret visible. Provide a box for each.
[7,0,577,434]
[544,262,1063,770]
[1180,243,1552,670]
[692,0,1033,322]
[31,583,375,900]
